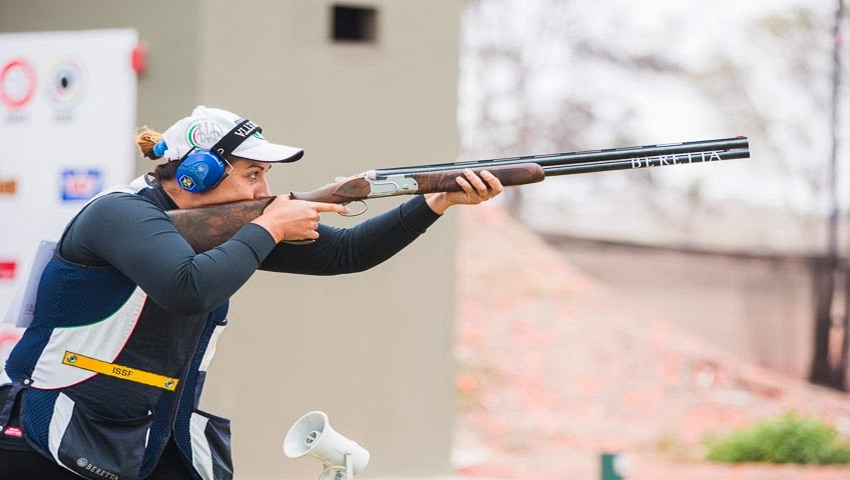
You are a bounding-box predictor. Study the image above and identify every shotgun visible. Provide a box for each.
[167,136,750,252]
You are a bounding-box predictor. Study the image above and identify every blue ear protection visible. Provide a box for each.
[174,119,262,193]
[176,150,228,193]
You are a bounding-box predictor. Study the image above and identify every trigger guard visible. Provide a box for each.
[340,200,368,217]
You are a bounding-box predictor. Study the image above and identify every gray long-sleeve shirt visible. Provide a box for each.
[59,184,441,316]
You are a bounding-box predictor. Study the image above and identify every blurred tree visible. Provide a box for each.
[809,0,847,391]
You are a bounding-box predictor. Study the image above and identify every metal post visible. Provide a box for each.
[600,452,632,480]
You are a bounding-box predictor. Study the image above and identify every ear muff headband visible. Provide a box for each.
[176,119,262,193]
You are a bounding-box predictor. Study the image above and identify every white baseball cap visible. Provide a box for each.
[159,105,304,163]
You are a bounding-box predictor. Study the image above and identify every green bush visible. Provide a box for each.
[705,411,850,465]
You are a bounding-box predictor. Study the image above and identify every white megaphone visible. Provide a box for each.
[283,411,370,480]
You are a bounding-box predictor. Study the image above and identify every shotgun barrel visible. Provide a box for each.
[372,137,749,178]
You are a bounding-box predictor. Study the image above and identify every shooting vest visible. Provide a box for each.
[0,177,233,480]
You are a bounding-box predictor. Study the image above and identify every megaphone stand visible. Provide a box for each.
[319,452,354,480]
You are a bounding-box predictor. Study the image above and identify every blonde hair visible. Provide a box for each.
[135,126,163,159]
[135,126,178,181]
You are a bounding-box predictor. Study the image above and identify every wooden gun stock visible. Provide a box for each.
[167,197,274,253]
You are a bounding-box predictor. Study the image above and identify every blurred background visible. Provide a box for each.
[1,0,850,479]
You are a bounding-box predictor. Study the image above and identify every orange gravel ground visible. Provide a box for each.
[452,205,850,480]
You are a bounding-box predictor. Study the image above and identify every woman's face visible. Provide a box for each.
[200,157,273,204]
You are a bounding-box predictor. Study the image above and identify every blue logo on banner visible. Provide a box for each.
[62,169,102,201]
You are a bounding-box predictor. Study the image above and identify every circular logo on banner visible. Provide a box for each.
[0,59,37,109]
[45,60,86,113]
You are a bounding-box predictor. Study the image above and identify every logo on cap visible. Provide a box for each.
[233,118,264,140]
[187,119,224,149]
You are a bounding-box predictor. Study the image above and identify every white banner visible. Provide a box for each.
[0,29,138,361]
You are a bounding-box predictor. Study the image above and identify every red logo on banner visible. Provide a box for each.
[0,261,15,280]
[0,59,37,109]
[0,178,17,195]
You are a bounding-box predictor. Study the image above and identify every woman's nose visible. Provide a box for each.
[256,181,272,197]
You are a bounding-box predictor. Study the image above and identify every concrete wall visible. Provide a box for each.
[0,1,461,478]
[543,236,818,380]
